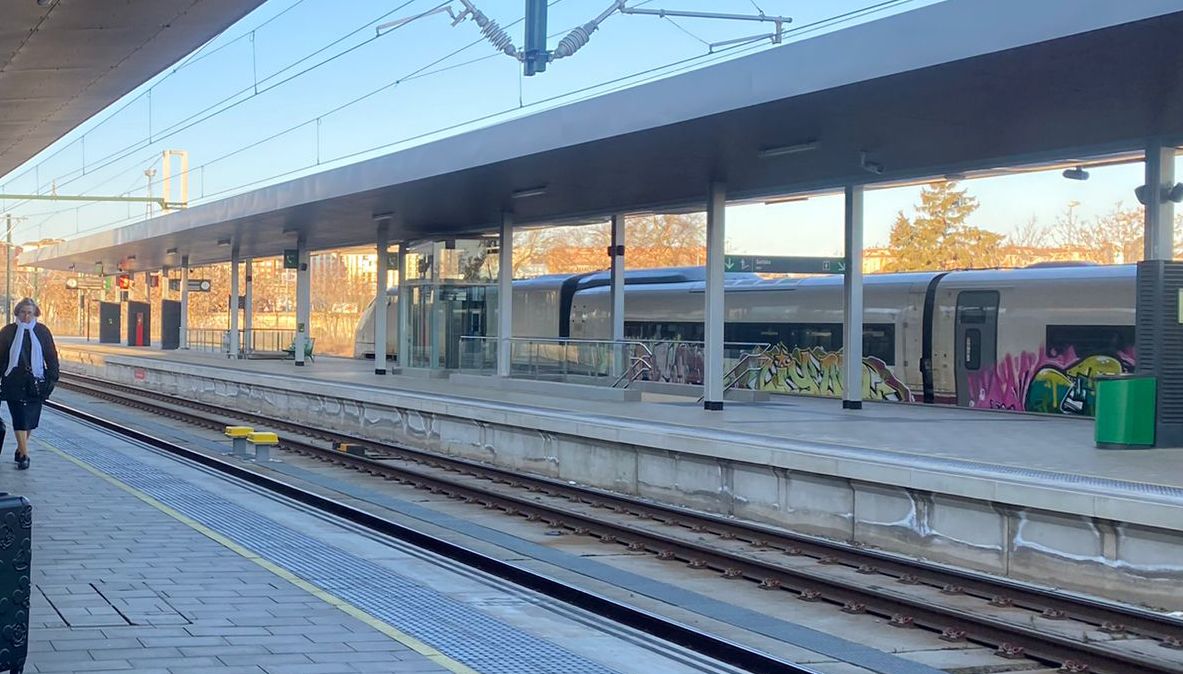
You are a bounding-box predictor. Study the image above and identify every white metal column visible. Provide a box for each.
[1144,141,1177,261]
[498,213,514,377]
[180,256,189,349]
[704,183,726,410]
[610,213,626,377]
[243,258,253,356]
[228,248,240,359]
[295,238,311,366]
[843,184,865,410]
[397,243,410,369]
[374,220,390,374]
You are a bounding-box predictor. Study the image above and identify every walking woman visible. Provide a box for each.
[0,298,59,470]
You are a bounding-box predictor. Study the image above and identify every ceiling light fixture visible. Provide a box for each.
[511,186,547,199]
[762,196,810,205]
[757,140,819,159]
[217,238,231,247]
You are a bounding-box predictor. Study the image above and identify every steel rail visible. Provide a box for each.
[55,372,1183,674]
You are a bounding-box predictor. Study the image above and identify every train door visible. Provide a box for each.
[954,290,999,406]
[440,285,488,369]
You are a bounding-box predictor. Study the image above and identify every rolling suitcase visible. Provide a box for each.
[0,495,30,674]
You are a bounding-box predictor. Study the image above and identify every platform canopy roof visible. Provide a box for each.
[25,0,1183,274]
[1,0,267,179]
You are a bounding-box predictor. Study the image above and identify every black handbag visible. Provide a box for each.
[21,370,44,400]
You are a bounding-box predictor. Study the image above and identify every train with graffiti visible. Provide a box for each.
[355,264,1135,416]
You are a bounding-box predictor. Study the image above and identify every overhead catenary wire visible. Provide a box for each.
[4,0,569,228]
[2,0,622,213]
[1,0,426,209]
[12,0,913,239]
[11,0,917,240]
[46,23,803,240]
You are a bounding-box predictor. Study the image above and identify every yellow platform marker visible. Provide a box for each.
[247,431,279,462]
[224,426,254,457]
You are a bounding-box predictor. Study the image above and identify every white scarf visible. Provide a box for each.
[6,319,44,379]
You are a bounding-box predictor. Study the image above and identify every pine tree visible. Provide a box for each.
[883,182,1006,272]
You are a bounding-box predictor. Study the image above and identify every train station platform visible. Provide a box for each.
[19,404,760,674]
[54,338,1183,610]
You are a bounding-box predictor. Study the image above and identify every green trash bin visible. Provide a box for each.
[1094,374,1156,449]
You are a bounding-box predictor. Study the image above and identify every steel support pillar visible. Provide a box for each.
[374,220,390,374]
[295,238,311,366]
[1144,141,1177,261]
[180,256,189,349]
[228,248,240,359]
[498,213,514,378]
[243,258,253,356]
[704,183,726,410]
[610,213,626,377]
[397,243,410,369]
[843,184,865,410]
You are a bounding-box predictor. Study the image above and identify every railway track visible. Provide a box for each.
[56,371,1183,674]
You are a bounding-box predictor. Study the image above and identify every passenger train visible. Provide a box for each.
[355,265,1135,416]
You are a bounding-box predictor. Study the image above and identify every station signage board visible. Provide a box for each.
[724,255,847,274]
[187,279,212,292]
[65,277,104,291]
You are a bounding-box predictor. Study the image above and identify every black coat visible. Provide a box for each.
[0,322,59,402]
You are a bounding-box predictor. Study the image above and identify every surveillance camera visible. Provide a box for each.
[859,151,883,175]
[1135,184,1148,205]
[1169,182,1183,204]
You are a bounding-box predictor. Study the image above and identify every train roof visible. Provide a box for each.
[547,263,1136,294]
[512,267,763,290]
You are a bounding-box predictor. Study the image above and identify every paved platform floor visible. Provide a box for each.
[58,338,1183,493]
[12,406,752,674]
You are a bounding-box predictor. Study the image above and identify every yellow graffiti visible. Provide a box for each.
[754,345,912,402]
[1026,354,1124,415]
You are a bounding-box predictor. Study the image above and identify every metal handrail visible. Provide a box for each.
[694,346,774,401]
[611,343,654,388]
[457,336,769,392]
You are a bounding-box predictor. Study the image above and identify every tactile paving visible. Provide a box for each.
[44,426,624,674]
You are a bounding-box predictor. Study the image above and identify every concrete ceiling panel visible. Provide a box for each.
[0,0,266,178]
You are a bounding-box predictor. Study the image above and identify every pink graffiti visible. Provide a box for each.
[966,346,1135,412]
[967,350,1042,411]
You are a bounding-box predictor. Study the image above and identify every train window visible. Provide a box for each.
[627,321,895,365]
[1046,325,1134,359]
[798,325,839,351]
[965,329,981,370]
[625,321,704,342]
[959,307,987,324]
[864,324,895,366]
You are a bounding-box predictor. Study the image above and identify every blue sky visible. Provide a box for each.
[0,0,1170,256]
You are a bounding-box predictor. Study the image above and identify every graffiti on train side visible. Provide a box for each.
[966,346,1134,416]
[748,345,914,402]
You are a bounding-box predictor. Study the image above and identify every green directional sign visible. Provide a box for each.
[283,249,299,270]
[724,255,847,274]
